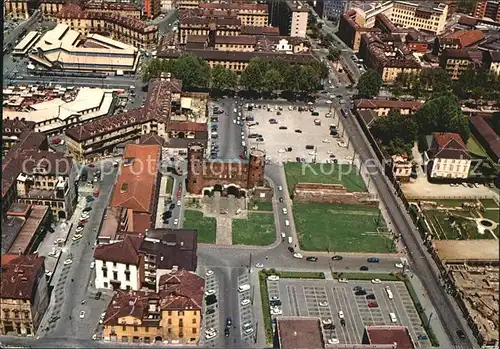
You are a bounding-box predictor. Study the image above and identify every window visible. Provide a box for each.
[104,282,108,288]
[113,271,118,280]
[178,311,184,316]
[145,327,149,333]
[168,319,172,325]
[113,262,117,267]
[168,311,172,316]
[125,273,130,281]
[179,319,183,327]
[192,318,196,324]
[103,269,108,278]
[122,325,126,331]
[192,327,197,334]
[167,328,171,334]
[126,264,129,270]
[134,326,138,332]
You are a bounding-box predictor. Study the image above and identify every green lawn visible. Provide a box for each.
[284,162,367,194]
[481,199,500,209]
[332,272,402,281]
[423,209,490,240]
[293,203,395,253]
[248,200,273,212]
[183,210,216,243]
[165,175,173,194]
[232,213,276,246]
[467,136,489,158]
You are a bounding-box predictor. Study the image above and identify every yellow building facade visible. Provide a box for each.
[4,0,29,20]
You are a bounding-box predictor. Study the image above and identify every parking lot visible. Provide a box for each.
[201,270,220,345]
[271,279,430,347]
[243,103,353,164]
[237,274,255,342]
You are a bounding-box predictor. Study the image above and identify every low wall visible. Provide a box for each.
[293,183,378,206]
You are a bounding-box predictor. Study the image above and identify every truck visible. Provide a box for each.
[116,70,124,76]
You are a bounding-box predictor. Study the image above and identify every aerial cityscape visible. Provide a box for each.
[1,0,499,348]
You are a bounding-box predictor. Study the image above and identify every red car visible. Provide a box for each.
[239,154,247,159]
[368,302,378,308]
[51,137,62,145]
[88,163,95,168]
[79,218,89,224]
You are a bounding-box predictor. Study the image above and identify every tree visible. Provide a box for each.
[262,69,283,93]
[323,33,334,45]
[210,65,238,90]
[308,60,329,80]
[298,65,319,93]
[327,47,341,62]
[240,58,266,91]
[391,81,404,98]
[357,69,382,98]
[370,110,417,155]
[415,92,470,142]
[169,54,210,89]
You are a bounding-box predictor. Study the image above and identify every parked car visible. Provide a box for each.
[360,266,369,271]
[366,294,376,300]
[306,257,318,262]
[331,255,343,261]
[368,302,378,308]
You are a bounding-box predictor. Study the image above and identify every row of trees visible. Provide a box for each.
[141,54,329,94]
[370,92,470,155]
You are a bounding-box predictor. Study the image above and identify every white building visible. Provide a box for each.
[429,132,472,179]
[93,235,143,291]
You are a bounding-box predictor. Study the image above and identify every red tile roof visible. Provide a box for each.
[1,254,45,301]
[103,289,160,326]
[433,132,466,149]
[168,122,208,132]
[366,325,415,349]
[158,270,204,311]
[431,132,471,160]
[94,234,144,265]
[444,29,485,48]
[110,144,161,217]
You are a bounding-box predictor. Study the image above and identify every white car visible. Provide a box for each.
[319,301,328,307]
[338,278,349,283]
[173,218,179,225]
[395,263,404,268]
[72,234,83,241]
[205,330,217,340]
[233,108,237,113]
[206,270,214,276]
[338,310,345,319]
[233,120,237,124]
[64,259,73,265]
[282,208,287,215]
[177,200,181,206]
[205,289,216,296]
[241,299,251,306]
[267,275,280,281]
[255,263,264,268]
[278,185,283,191]
[278,149,285,153]
[45,270,53,277]
[79,311,85,319]
[322,139,331,143]
[293,253,303,259]
[76,226,84,233]
[285,220,290,226]
[328,338,340,344]
[90,262,95,269]
[308,151,316,156]
[322,318,332,325]
[244,327,254,335]
[371,279,382,284]
[271,306,282,315]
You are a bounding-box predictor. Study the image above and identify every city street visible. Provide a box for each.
[211,100,246,160]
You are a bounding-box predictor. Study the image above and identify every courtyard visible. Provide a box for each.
[293,203,394,253]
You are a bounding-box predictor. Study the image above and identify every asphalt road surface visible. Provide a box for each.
[214,99,246,160]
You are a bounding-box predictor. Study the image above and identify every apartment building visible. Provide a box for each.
[270,0,309,37]
[315,0,348,22]
[374,14,430,53]
[56,3,158,50]
[433,30,485,56]
[2,119,36,156]
[439,48,485,80]
[428,132,472,179]
[338,9,382,52]
[209,35,308,53]
[474,0,500,22]
[0,254,49,336]
[94,235,144,290]
[199,2,268,26]
[391,154,412,182]
[64,78,181,162]
[359,32,422,82]
[2,131,77,221]
[102,269,203,344]
[485,50,500,75]
[144,0,161,19]
[40,0,65,20]
[4,0,36,20]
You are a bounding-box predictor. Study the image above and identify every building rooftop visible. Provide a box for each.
[141,229,198,271]
[158,269,204,310]
[366,325,415,349]
[433,240,500,262]
[103,289,160,326]
[4,204,49,255]
[277,317,325,349]
[215,35,257,45]
[354,99,423,111]
[362,32,422,69]
[94,234,144,264]
[285,0,309,12]
[241,25,280,36]
[65,78,181,142]
[469,114,500,162]
[443,29,485,48]
[441,48,484,61]
[1,254,45,301]
[430,132,471,160]
[110,144,161,220]
[198,2,268,11]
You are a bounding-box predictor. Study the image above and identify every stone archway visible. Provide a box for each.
[154,336,163,343]
[58,211,66,220]
[226,185,240,198]
[213,184,223,192]
[178,132,185,139]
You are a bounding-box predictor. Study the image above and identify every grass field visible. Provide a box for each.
[422,209,496,240]
[165,175,173,194]
[293,203,395,253]
[284,162,367,194]
[481,199,500,209]
[232,213,276,246]
[248,200,273,212]
[467,136,489,158]
[183,210,216,243]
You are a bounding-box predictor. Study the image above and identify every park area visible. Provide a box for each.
[183,210,216,243]
[293,203,395,253]
[232,212,276,246]
[412,199,499,240]
[284,162,367,194]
